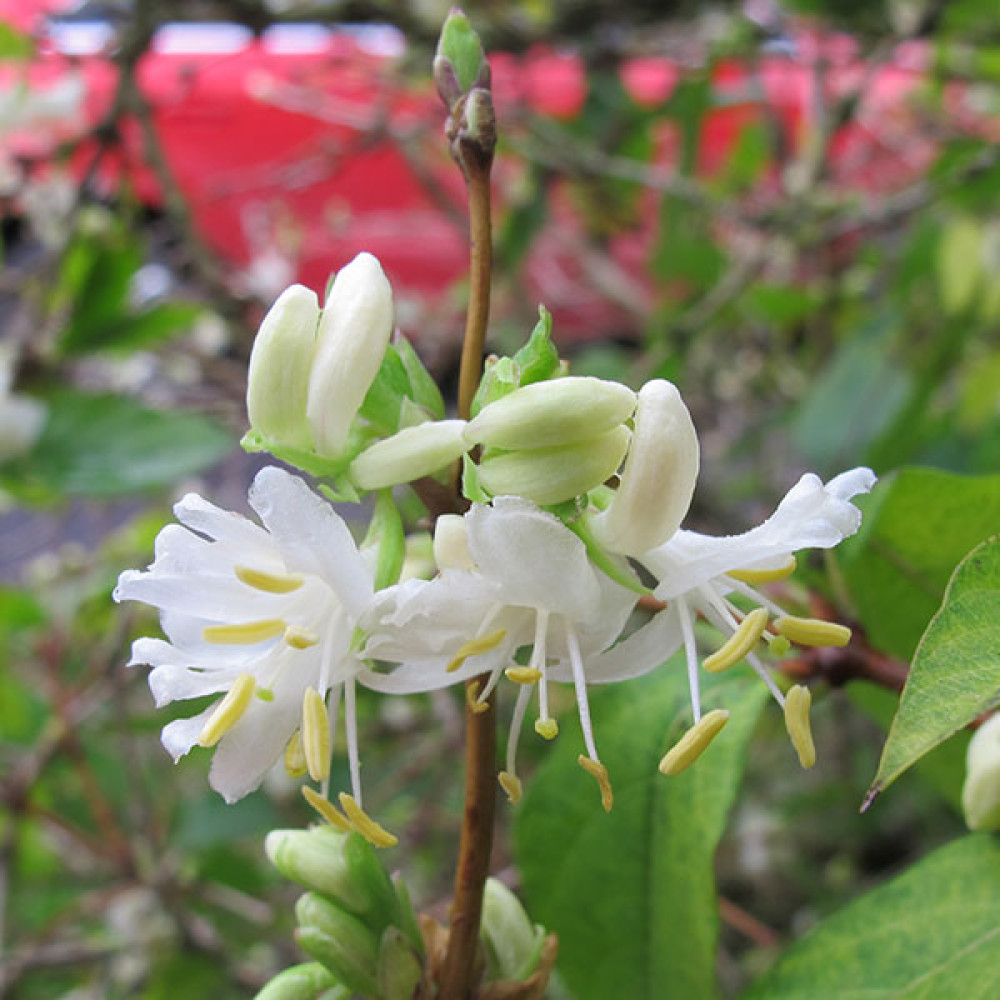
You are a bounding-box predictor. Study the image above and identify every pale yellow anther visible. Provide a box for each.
[234,565,304,594]
[301,785,352,832]
[535,718,559,740]
[301,687,332,783]
[447,629,507,673]
[498,771,523,805]
[465,682,490,715]
[784,684,817,769]
[338,793,398,848]
[284,626,320,650]
[659,709,730,776]
[703,608,769,673]
[505,666,542,685]
[774,616,852,648]
[202,618,286,645]
[728,556,797,585]
[577,756,613,812]
[198,673,256,747]
[284,730,307,777]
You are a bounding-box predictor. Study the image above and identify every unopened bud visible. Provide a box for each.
[246,285,319,451]
[350,419,471,490]
[265,828,373,916]
[307,253,394,457]
[253,961,343,1000]
[477,425,631,506]
[295,894,380,997]
[434,513,473,571]
[480,878,545,982]
[377,927,424,1000]
[963,713,1000,831]
[434,8,489,110]
[467,376,636,451]
[590,379,698,556]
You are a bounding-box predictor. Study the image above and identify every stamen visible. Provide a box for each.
[498,771,523,804]
[198,673,255,747]
[301,785,352,832]
[565,622,600,763]
[534,719,559,740]
[774,616,851,648]
[506,666,542,685]
[338,793,398,848]
[659,709,730,775]
[203,619,285,645]
[577,755,613,812]
[345,679,361,805]
[703,607,769,673]
[234,565,304,593]
[784,684,817,768]
[746,651,786,707]
[301,687,331,783]
[728,556,797,585]
[284,730,307,777]
[285,626,320,649]
[447,628,507,673]
[466,681,490,715]
[678,597,702,723]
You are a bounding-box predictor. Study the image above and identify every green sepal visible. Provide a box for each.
[565,516,653,597]
[390,872,425,955]
[396,335,445,420]
[470,355,520,418]
[241,430,352,480]
[462,453,490,503]
[340,833,407,937]
[318,480,360,505]
[363,490,405,590]
[513,305,560,386]
[252,961,347,1000]
[377,927,424,1000]
[358,344,410,435]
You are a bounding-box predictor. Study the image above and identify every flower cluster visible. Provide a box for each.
[116,251,875,844]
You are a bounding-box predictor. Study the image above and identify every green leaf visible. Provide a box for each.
[436,9,487,95]
[512,306,559,387]
[395,336,445,420]
[4,391,232,497]
[744,835,1000,999]
[837,468,1000,660]
[514,664,766,1000]
[61,302,203,355]
[359,344,411,435]
[864,536,1000,808]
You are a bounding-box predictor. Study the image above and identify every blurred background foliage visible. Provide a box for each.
[1,0,999,996]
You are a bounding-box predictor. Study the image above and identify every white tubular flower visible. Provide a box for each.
[246,284,319,451]
[349,419,471,490]
[307,252,394,457]
[587,468,877,772]
[114,467,395,843]
[589,379,699,557]
[466,376,636,449]
[360,497,639,811]
[963,713,1000,832]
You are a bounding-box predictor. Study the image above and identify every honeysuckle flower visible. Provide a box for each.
[349,418,471,490]
[963,712,1000,831]
[245,251,393,459]
[587,467,877,772]
[114,466,396,846]
[360,497,639,810]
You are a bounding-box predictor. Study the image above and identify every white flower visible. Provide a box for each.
[360,496,639,810]
[587,468,877,772]
[114,466,394,842]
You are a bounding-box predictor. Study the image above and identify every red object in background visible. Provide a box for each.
[0,8,985,340]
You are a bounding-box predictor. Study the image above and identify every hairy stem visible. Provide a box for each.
[439,155,496,1000]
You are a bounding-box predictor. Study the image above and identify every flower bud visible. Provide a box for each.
[434,8,490,110]
[307,253,394,457]
[589,379,699,555]
[349,419,471,490]
[477,425,631,506]
[253,962,343,1000]
[246,285,320,451]
[963,713,1000,831]
[377,927,424,1000]
[480,878,545,982]
[466,376,636,450]
[434,514,473,571]
[265,827,374,917]
[295,893,380,997]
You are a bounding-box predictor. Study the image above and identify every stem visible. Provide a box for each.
[439,154,496,1000]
